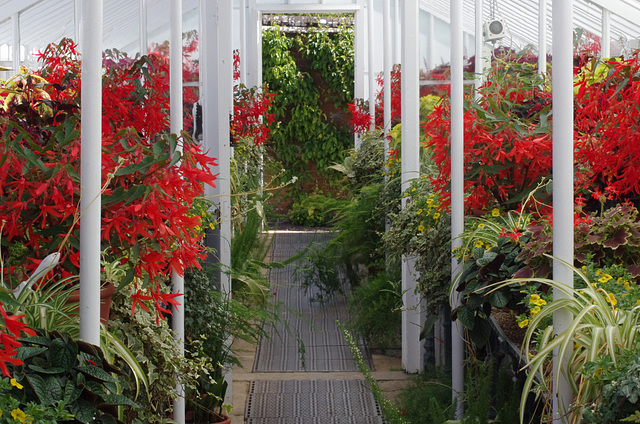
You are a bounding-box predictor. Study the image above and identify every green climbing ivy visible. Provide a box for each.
[262,22,354,188]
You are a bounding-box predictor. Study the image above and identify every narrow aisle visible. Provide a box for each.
[245,231,385,424]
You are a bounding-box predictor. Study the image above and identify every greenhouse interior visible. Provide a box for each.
[2,0,640,423]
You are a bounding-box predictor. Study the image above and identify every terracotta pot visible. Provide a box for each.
[65,282,116,325]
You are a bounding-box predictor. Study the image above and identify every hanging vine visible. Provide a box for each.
[262,21,354,188]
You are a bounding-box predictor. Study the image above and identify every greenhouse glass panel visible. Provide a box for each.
[104,0,140,56]
[0,17,11,79]
[20,0,74,69]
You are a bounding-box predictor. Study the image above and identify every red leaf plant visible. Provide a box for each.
[0,38,218,321]
[0,302,35,377]
[423,60,553,214]
[574,55,640,202]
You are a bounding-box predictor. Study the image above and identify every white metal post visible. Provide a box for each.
[450,0,465,418]
[474,0,484,93]
[201,0,233,403]
[383,0,392,149]
[169,0,185,421]
[140,0,148,55]
[11,14,19,73]
[602,8,611,59]
[74,0,81,44]
[367,0,376,131]
[79,0,103,346]
[394,0,401,65]
[401,0,423,374]
[539,0,547,75]
[354,8,366,148]
[240,0,247,85]
[552,0,574,421]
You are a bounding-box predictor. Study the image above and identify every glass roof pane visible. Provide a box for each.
[20,0,74,68]
[104,0,140,56]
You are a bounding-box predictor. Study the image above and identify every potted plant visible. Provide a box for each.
[186,374,231,424]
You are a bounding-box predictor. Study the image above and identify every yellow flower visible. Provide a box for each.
[426,198,434,205]
[530,306,541,316]
[11,409,28,424]
[533,298,547,307]
[475,240,484,248]
[417,209,423,215]
[606,293,617,306]
[485,244,492,250]
[418,225,425,232]
[529,294,541,304]
[433,213,441,220]
[491,208,500,217]
[478,223,485,229]
[518,319,529,328]
[624,281,631,290]
[10,378,23,390]
[598,273,613,283]
[637,299,640,306]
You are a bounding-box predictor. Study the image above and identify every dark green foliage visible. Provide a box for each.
[348,271,402,350]
[262,24,354,185]
[582,349,640,424]
[461,359,492,424]
[288,193,345,227]
[452,237,525,348]
[11,330,135,424]
[397,369,454,424]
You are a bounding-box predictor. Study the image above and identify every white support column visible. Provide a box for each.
[79,0,103,347]
[367,0,376,131]
[383,0,392,148]
[140,0,148,55]
[552,0,574,421]
[354,8,366,148]
[401,0,423,375]
[240,0,247,84]
[394,0,401,65]
[450,0,465,419]
[201,0,233,403]
[11,14,19,73]
[246,5,262,89]
[539,0,547,75]
[169,0,185,421]
[602,8,610,59]
[474,0,484,92]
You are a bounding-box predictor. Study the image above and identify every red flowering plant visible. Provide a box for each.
[0,38,218,320]
[424,58,553,214]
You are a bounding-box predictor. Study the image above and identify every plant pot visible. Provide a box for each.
[65,282,116,325]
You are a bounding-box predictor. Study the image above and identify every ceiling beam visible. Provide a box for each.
[584,0,640,28]
[0,0,42,22]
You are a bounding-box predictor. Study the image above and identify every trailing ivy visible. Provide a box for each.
[262,23,354,188]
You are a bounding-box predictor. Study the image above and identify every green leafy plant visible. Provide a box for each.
[10,330,136,424]
[491,259,640,424]
[0,376,73,423]
[288,193,344,227]
[338,322,409,424]
[262,23,354,186]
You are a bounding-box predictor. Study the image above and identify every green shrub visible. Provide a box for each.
[348,271,402,350]
[288,193,344,227]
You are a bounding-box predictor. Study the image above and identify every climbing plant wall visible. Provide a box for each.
[262,19,355,195]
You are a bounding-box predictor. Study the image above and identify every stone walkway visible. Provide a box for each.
[230,231,410,423]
